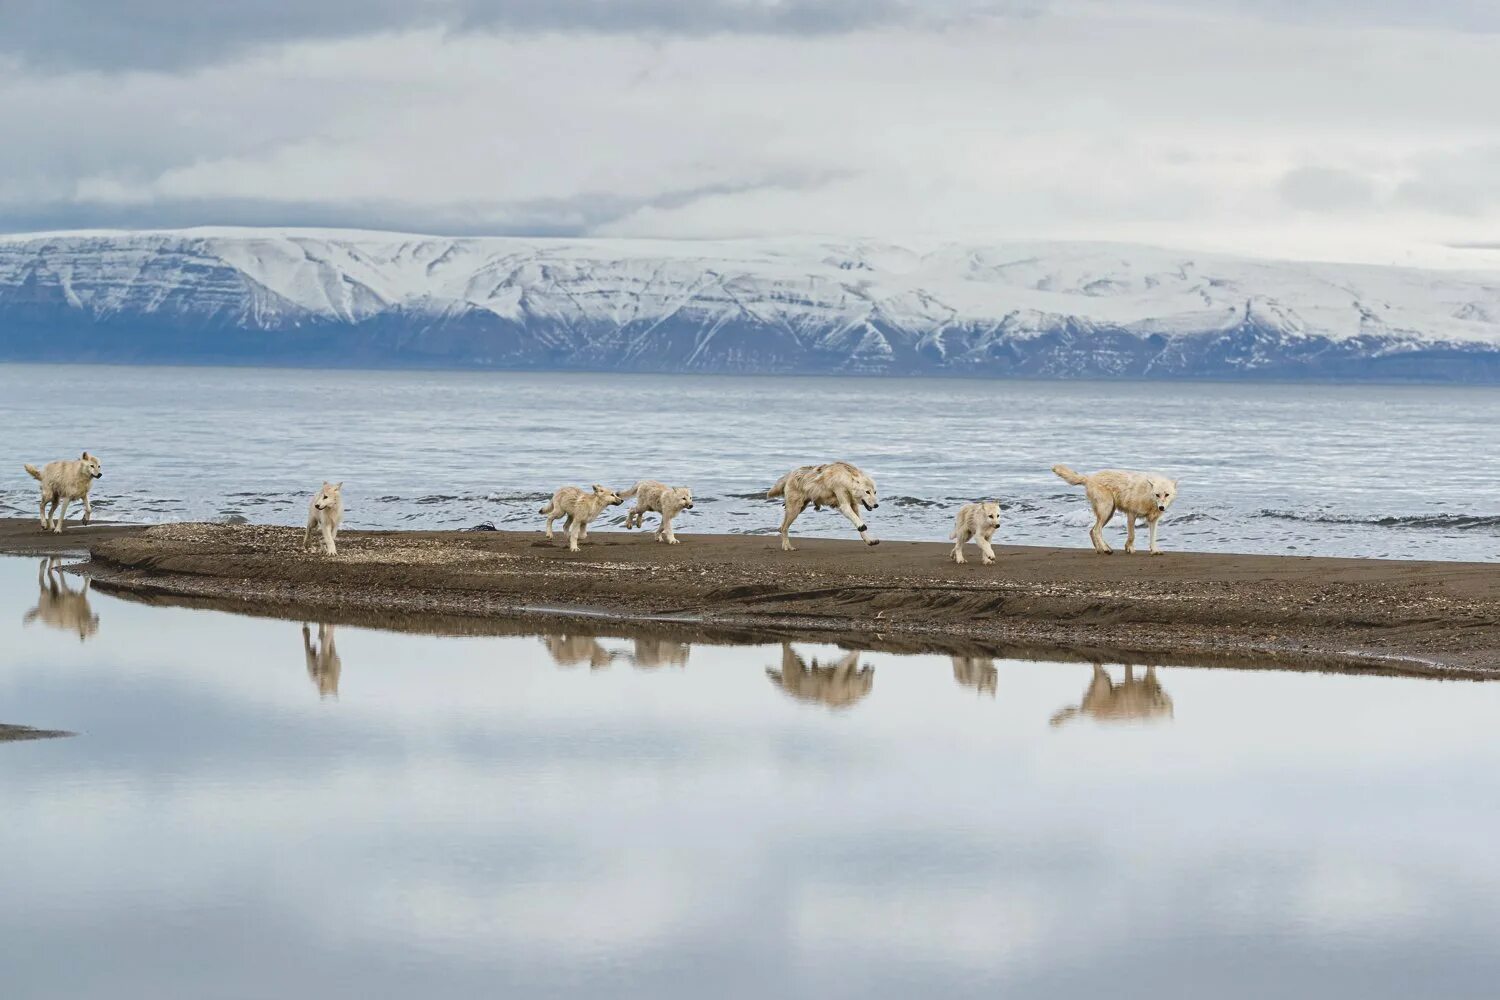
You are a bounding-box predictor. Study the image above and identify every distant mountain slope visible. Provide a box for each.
[2,228,1499,380]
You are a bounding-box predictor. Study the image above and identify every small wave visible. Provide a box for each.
[888,495,941,508]
[1256,510,1500,531]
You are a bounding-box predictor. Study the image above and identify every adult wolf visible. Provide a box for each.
[23,452,103,533]
[1052,464,1178,555]
[766,461,879,552]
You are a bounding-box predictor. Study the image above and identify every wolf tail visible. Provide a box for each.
[618,481,643,501]
[1052,464,1088,487]
[538,500,555,515]
[766,473,790,499]
[23,463,41,481]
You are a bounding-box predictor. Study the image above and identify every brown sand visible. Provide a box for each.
[5,518,1494,676]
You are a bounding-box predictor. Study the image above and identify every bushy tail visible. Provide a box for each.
[538,501,554,515]
[23,463,41,481]
[1052,464,1088,487]
[766,473,790,499]
[618,481,643,501]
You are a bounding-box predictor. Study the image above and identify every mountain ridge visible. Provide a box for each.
[2,229,1499,380]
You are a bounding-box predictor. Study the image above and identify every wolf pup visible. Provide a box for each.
[540,484,624,552]
[24,451,103,534]
[1052,465,1178,555]
[304,481,344,556]
[620,480,695,544]
[766,461,880,552]
[950,501,1001,564]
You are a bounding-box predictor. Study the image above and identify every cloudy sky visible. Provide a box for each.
[2,0,1498,265]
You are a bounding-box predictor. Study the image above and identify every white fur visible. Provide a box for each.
[949,501,1002,564]
[23,452,103,533]
[540,484,624,552]
[303,481,344,556]
[766,461,880,551]
[621,479,695,544]
[1053,464,1179,555]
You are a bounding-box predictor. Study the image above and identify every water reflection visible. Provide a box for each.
[766,643,875,709]
[302,623,342,698]
[21,556,98,641]
[1050,663,1175,727]
[542,634,618,669]
[951,656,998,697]
[631,637,690,670]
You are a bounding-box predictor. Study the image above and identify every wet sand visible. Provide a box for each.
[5,518,1496,676]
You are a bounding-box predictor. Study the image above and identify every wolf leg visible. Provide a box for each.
[779,496,807,551]
[838,500,878,546]
[1124,516,1137,554]
[1088,492,1114,554]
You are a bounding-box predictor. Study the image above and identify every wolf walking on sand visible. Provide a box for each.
[620,480,694,544]
[1053,465,1178,555]
[304,482,344,556]
[540,484,624,552]
[766,461,880,552]
[950,501,1001,564]
[23,452,103,534]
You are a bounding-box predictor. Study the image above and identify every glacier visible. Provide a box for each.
[2,227,1499,380]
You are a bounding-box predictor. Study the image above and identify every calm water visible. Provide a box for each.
[1,364,1497,560]
[4,554,1500,998]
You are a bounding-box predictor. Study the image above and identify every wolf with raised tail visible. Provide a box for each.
[766,461,879,552]
[1052,464,1178,555]
[23,452,103,533]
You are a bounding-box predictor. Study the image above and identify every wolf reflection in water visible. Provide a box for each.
[1050,663,1175,726]
[302,623,342,698]
[22,557,98,642]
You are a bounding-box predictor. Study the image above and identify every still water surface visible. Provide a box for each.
[3,556,1499,998]
[1,364,1497,560]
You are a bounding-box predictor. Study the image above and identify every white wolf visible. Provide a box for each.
[766,461,880,551]
[950,501,1001,564]
[303,482,344,556]
[539,484,624,552]
[620,480,694,544]
[1052,465,1179,555]
[23,452,103,533]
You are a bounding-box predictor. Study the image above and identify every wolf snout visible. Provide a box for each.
[863,501,878,511]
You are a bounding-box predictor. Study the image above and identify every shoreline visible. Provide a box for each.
[6,518,1497,677]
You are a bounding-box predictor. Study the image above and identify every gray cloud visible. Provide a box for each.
[3,1,1496,75]
[0,0,1022,72]
[0,171,850,237]
[1277,167,1378,213]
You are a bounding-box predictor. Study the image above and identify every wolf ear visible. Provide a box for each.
[334,482,343,490]
[81,451,90,460]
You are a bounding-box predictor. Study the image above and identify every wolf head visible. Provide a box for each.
[313,481,343,511]
[857,473,879,511]
[672,487,694,510]
[1150,479,1178,514]
[979,501,1001,527]
[80,452,102,479]
[592,484,624,506]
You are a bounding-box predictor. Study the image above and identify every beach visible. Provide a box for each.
[6,518,1496,676]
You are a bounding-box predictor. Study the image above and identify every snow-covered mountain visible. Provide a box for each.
[2,228,1499,380]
